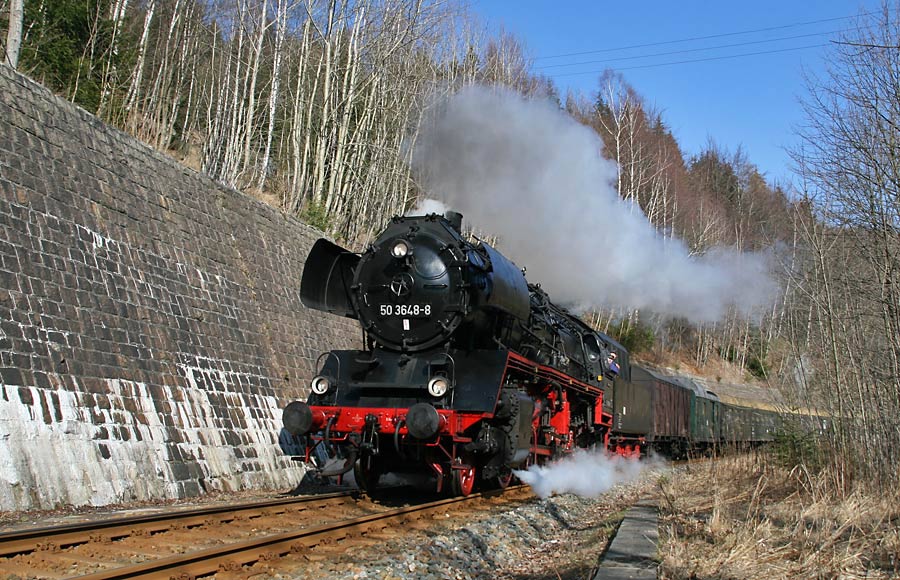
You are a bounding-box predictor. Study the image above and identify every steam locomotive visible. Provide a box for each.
[281,212,623,495]
[280,212,826,495]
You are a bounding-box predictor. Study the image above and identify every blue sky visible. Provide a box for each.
[470,1,881,190]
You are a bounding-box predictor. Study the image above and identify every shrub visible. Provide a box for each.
[300,201,332,232]
[773,419,824,472]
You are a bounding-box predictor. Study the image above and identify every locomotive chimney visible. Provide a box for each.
[446,211,463,233]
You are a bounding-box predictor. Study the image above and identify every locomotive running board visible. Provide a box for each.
[504,351,605,398]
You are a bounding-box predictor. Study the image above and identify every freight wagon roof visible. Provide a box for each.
[643,367,784,407]
[714,393,782,412]
[690,377,781,407]
[686,377,829,417]
[634,366,719,401]
[637,366,830,417]
[662,375,720,401]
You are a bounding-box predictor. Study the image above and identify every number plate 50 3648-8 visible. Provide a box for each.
[378,304,431,317]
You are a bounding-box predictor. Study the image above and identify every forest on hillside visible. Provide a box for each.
[1,0,898,489]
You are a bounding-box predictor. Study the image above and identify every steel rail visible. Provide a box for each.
[71,485,529,580]
[0,491,357,558]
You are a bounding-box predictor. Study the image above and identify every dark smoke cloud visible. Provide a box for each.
[410,86,779,323]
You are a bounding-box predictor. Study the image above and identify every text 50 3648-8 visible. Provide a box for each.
[379,304,431,317]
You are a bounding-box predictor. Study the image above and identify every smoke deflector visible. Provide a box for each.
[300,238,360,318]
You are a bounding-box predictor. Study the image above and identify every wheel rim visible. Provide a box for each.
[454,465,476,496]
[496,469,513,489]
[354,455,379,492]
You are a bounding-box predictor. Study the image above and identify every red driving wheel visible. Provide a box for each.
[452,464,476,496]
[496,468,514,489]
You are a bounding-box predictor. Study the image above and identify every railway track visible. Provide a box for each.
[0,492,357,558]
[0,486,531,579]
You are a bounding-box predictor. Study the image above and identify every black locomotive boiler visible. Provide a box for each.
[281,212,622,495]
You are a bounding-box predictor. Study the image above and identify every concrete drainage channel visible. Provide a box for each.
[593,501,660,580]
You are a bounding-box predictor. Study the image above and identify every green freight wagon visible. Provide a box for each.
[666,375,720,454]
[718,394,782,447]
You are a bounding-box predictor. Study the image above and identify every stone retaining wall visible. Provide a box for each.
[0,65,360,511]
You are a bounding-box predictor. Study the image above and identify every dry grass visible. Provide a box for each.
[657,454,900,579]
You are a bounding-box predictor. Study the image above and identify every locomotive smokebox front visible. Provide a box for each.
[350,215,475,352]
[300,212,531,354]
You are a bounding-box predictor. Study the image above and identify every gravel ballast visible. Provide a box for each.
[270,470,663,580]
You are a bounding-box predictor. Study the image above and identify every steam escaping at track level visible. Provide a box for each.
[513,450,647,499]
[410,86,779,323]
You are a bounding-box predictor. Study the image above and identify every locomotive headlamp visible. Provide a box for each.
[310,375,331,395]
[390,240,411,259]
[427,376,449,398]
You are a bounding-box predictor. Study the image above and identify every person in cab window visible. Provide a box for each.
[607,352,620,377]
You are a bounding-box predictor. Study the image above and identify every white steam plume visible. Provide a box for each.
[406,198,449,217]
[513,450,647,498]
[410,86,779,323]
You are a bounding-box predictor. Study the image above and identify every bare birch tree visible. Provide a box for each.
[123,0,157,128]
[787,2,900,488]
[3,0,23,68]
